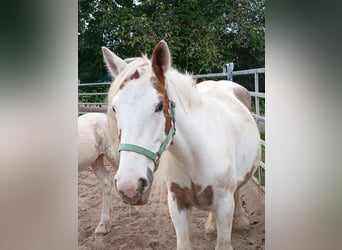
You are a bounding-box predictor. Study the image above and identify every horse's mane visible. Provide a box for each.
[166,69,200,113]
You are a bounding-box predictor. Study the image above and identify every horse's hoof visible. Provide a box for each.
[95,222,110,234]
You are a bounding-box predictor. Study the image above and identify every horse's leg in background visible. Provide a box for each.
[91,154,112,234]
[214,190,234,250]
[167,191,192,250]
[233,187,250,231]
[205,211,216,238]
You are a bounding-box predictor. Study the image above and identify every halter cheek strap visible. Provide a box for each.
[118,84,176,172]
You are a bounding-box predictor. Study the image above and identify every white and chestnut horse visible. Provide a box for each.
[78,112,119,234]
[102,41,261,250]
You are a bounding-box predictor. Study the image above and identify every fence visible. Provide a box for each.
[78,64,265,189]
[78,82,111,114]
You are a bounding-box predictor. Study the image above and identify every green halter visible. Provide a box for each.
[118,84,176,172]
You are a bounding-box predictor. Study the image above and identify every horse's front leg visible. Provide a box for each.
[167,191,192,250]
[91,155,112,234]
[215,190,235,250]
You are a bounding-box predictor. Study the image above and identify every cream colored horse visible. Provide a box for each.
[103,41,261,250]
[78,112,119,234]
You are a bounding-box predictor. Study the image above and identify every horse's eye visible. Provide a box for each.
[112,106,116,113]
[155,102,163,113]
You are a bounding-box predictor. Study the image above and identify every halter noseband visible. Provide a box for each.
[118,83,176,173]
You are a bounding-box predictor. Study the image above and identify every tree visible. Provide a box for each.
[78,0,265,82]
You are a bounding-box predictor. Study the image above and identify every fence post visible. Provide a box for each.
[222,63,234,81]
[254,73,260,116]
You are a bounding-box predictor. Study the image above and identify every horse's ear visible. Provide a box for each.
[102,47,127,77]
[151,40,171,82]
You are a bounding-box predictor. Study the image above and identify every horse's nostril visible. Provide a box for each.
[137,178,148,192]
[140,178,148,187]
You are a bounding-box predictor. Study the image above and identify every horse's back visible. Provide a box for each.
[197,80,250,110]
[197,80,260,185]
[78,113,108,171]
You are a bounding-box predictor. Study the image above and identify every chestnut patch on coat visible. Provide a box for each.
[150,76,171,135]
[170,182,213,211]
[129,70,140,80]
[232,86,251,110]
[119,70,141,89]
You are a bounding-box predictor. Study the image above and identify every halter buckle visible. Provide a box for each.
[153,152,161,172]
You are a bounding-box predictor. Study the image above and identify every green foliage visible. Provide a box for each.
[251,98,265,115]
[78,0,265,82]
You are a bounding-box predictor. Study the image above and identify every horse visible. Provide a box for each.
[102,41,261,250]
[78,112,119,234]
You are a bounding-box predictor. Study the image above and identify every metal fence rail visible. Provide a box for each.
[78,64,265,188]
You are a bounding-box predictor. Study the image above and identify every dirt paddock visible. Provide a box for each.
[78,163,265,250]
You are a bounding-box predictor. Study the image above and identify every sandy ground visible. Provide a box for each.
[78,163,265,250]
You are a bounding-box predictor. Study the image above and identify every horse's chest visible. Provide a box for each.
[170,182,213,211]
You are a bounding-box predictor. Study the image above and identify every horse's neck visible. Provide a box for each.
[167,78,208,178]
[169,120,204,163]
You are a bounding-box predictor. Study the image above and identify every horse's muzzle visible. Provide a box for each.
[115,168,154,205]
[116,180,152,205]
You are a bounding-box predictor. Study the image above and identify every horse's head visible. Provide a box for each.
[102,41,175,205]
